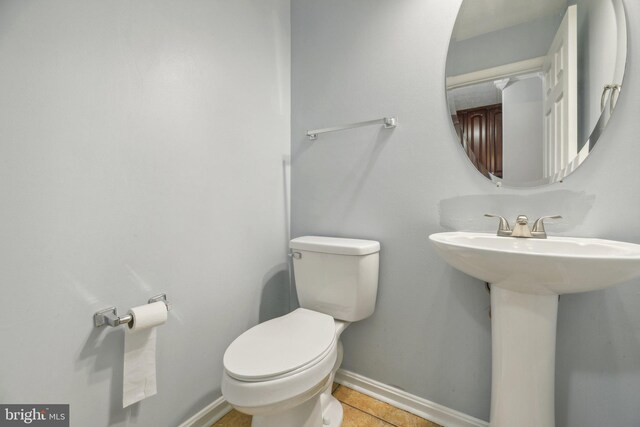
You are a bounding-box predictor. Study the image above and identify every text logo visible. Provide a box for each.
[0,405,68,426]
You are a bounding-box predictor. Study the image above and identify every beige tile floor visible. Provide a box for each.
[212,383,442,427]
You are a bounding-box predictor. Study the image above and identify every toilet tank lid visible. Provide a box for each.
[290,236,380,255]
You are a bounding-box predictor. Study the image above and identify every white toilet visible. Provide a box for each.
[221,236,380,427]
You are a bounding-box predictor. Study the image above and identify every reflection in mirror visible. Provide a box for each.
[446,0,627,187]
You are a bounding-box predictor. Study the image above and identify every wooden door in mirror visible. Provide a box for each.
[454,104,503,178]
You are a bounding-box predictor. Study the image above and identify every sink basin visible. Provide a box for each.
[429,231,640,427]
[429,231,640,295]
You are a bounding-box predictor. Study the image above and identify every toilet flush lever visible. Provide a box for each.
[290,251,302,259]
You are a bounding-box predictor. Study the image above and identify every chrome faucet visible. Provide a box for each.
[511,215,533,238]
[484,214,512,237]
[530,215,562,238]
[485,214,562,239]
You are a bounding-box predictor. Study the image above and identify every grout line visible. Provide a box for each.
[338,401,400,427]
[340,402,391,424]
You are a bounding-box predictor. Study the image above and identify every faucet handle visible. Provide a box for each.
[485,214,511,236]
[531,215,562,236]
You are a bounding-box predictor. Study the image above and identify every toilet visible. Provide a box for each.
[221,236,380,427]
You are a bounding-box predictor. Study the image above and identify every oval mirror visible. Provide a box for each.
[445,0,627,187]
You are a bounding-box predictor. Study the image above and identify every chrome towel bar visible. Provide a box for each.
[94,293,171,328]
[306,117,397,140]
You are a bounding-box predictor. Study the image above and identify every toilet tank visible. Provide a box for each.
[289,236,380,322]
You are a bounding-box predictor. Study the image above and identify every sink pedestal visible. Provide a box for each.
[490,286,558,427]
[429,231,640,427]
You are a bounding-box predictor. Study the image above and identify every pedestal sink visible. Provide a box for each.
[429,232,640,427]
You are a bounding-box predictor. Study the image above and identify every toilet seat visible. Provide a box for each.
[223,308,336,382]
[222,340,337,414]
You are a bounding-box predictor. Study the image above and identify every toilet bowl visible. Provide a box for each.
[222,309,349,427]
[222,236,380,427]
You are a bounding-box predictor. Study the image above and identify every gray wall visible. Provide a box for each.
[291,0,640,425]
[502,77,544,183]
[0,1,290,426]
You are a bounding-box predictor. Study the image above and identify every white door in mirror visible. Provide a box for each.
[543,5,577,180]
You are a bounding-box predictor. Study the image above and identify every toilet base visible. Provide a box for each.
[251,392,322,427]
[320,394,343,426]
[250,390,343,427]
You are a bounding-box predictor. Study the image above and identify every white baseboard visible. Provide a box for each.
[178,396,232,427]
[179,370,488,427]
[335,369,489,427]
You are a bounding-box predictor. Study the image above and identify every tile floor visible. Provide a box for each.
[212,383,442,427]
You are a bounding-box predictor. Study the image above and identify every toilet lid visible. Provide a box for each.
[223,308,336,381]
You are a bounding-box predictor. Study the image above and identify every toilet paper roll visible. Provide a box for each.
[123,301,167,408]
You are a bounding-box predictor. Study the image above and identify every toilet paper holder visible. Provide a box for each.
[94,293,171,328]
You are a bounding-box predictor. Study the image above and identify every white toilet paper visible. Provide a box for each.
[123,301,167,408]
